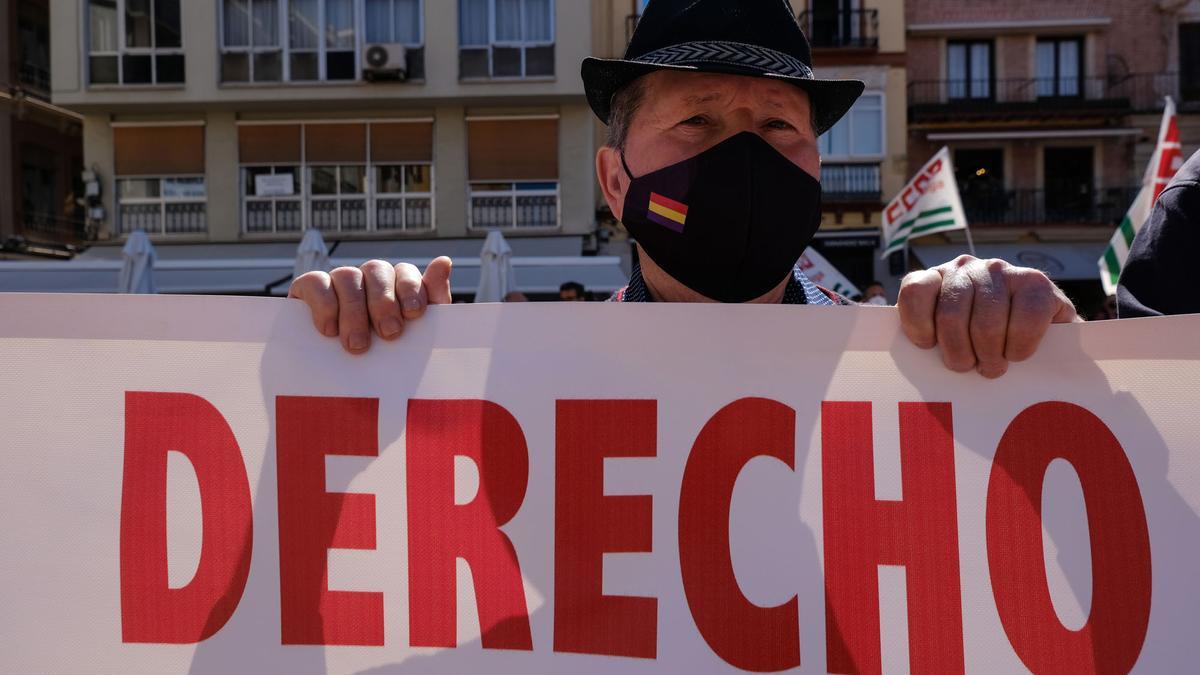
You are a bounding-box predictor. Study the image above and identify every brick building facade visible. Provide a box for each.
[904,0,1200,313]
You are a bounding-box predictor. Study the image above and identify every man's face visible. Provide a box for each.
[597,70,821,222]
[560,289,581,301]
[865,284,887,301]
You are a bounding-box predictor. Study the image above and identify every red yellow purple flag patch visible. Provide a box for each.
[647,192,689,233]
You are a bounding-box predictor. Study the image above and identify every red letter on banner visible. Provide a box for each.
[821,402,963,674]
[407,400,532,650]
[987,402,1151,673]
[276,396,383,646]
[120,391,253,643]
[554,400,657,659]
[679,397,799,671]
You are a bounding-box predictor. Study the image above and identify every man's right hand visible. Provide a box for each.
[288,257,453,354]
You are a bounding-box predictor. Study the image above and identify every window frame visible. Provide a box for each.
[86,0,186,86]
[218,0,286,83]
[467,180,561,230]
[363,0,425,47]
[115,174,208,235]
[459,0,556,80]
[946,39,994,101]
[1035,36,1084,99]
[237,120,437,235]
[818,91,886,162]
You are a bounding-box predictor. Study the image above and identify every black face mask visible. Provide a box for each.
[620,131,823,303]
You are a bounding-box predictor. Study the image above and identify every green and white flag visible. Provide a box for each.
[1099,97,1182,296]
[880,147,970,260]
[797,247,860,299]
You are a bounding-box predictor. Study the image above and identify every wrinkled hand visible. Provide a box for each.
[896,255,1081,379]
[288,257,453,354]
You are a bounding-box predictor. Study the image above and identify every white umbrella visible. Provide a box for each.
[118,230,157,294]
[293,229,330,278]
[475,230,515,303]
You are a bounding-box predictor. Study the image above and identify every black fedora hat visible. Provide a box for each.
[582,0,865,136]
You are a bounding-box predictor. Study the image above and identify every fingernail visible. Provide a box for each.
[380,317,402,338]
[349,333,369,351]
[402,297,421,312]
[323,319,338,337]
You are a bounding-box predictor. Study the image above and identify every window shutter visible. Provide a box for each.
[114,125,205,175]
[467,118,559,181]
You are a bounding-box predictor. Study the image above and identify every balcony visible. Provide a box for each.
[822,164,882,203]
[21,212,93,244]
[798,9,879,50]
[18,62,51,94]
[909,76,1137,122]
[962,187,1138,228]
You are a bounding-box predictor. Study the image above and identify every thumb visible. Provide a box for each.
[423,256,453,305]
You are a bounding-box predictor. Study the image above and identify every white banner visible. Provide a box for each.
[797,247,860,299]
[2,294,1199,674]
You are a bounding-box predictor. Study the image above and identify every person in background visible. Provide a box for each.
[559,282,588,302]
[504,291,529,302]
[1119,148,1200,318]
[862,281,889,306]
[1091,296,1118,321]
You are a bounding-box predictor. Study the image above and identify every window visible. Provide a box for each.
[238,121,434,234]
[947,40,992,100]
[1036,37,1082,98]
[364,0,426,79]
[1182,23,1200,103]
[819,93,883,158]
[117,177,208,234]
[221,0,283,82]
[114,125,207,234]
[88,0,184,85]
[460,0,555,79]
[222,0,406,82]
[467,117,559,228]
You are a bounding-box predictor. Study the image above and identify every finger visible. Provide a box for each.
[966,259,1012,379]
[288,271,339,338]
[361,259,404,341]
[393,263,427,320]
[934,263,978,373]
[1004,269,1073,362]
[329,266,371,354]
[896,269,943,349]
[423,256,454,305]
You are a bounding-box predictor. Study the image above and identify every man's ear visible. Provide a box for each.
[596,145,629,221]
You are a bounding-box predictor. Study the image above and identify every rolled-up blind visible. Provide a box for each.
[370,122,434,163]
[237,124,302,164]
[467,118,558,181]
[304,123,367,163]
[114,125,205,175]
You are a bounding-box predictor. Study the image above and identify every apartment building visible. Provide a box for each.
[0,0,85,256]
[905,0,1200,311]
[40,0,630,296]
[799,0,909,291]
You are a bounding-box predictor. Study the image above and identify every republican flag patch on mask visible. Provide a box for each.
[647,192,689,233]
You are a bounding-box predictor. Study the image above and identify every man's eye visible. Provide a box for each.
[680,115,709,127]
[765,119,796,131]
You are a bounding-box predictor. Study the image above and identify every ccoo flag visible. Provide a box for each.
[880,147,969,260]
[797,247,861,299]
[1099,97,1183,296]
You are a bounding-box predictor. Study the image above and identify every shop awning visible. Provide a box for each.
[0,238,629,296]
[911,241,1108,281]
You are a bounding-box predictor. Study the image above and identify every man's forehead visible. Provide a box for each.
[646,71,810,109]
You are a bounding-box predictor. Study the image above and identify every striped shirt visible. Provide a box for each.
[610,263,851,305]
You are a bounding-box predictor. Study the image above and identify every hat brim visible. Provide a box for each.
[582,56,866,137]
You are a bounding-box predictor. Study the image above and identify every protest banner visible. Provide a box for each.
[1,294,1199,673]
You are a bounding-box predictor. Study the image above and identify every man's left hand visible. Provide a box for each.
[896,255,1082,379]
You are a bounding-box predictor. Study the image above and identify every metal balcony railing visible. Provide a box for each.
[909,72,1199,115]
[18,62,51,93]
[962,187,1139,227]
[822,164,882,202]
[21,212,93,242]
[798,9,879,50]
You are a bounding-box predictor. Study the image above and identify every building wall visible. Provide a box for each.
[51,0,606,244]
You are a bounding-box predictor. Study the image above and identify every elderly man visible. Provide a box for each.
[290,0,1079,378]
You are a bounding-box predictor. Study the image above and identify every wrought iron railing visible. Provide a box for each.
[822,163,882,202]
[961,187,1139,227]
[18,62,51,93]
[909,72,1195,113]
[798,9,879,49]
[21,212,92,241]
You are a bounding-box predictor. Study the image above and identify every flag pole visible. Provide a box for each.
[963,221,977,258]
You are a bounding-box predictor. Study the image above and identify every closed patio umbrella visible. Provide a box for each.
[118,230,156,294]
[475,231,515,303]
[293,229,330,278]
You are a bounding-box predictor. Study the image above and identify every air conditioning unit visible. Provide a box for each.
[363,43,408,81]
